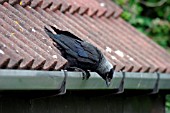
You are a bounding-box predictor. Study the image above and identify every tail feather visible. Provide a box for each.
[49,25,83,41]
[44,25,83,59]
[50,25,62,34]
[44,26,60,41]
[44,26,70,51]
[44,26,52,33]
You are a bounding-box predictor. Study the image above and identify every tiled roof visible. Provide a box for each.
[0,0,170,73]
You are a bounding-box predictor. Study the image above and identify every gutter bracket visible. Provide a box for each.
[116,71,125,94]
[150,72,160,94]
[57,70,68,95]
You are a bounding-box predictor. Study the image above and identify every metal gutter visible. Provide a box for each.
[0,69,170,91]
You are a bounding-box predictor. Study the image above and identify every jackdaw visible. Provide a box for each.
[44,25,115,86]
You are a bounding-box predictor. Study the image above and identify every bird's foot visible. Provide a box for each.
[66,67,91,80]
[105,76,111,87]
[82,70,91,80]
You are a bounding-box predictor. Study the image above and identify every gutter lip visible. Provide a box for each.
[0,69,170,91]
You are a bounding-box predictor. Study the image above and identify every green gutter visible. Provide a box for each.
[0,69,170,91]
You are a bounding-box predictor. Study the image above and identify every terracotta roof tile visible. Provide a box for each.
[0,0,169,73]
[0,53,10,68]
[0,32,34,68]
[0,37,23,68]
[0,9,57,70]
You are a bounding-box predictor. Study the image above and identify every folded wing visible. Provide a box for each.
[44,26,101,68]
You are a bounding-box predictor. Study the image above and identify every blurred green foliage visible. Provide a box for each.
[113,0,170,52]
[166,95,170,112]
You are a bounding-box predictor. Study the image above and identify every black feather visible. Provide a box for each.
[44,26,101,71]
[49,25,83,41]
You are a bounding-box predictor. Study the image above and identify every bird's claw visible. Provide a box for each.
[82,71,91,80]
[82,72,86,80]
[66,67,91,80]
[105,77,111,87]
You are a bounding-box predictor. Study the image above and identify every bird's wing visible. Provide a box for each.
[76,40,101,63]
[45,26,100,65]
[57,35,92,60]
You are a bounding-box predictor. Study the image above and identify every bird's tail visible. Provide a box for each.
[49,25,62,34]
[44,26,59,41]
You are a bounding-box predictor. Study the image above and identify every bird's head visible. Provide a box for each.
[96,58,115,87]
[103,68,114,87]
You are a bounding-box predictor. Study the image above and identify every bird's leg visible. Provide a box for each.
[105,76,111,87]
[67,67,91,80]
[84,70,91,80]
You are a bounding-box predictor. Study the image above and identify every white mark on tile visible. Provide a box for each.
[3,44,6,48]
[15,50,19,54]
[126,55,134,61]
[100,2,105,7]
[49,46,52,49]
[31,28,36,32]
[0,50,4,55]
[52,55,57,59]
[105,46,112,53]
[126,55,130,58]
[115,50,124,57]
[129,57,134,61]
[111,55,117,60]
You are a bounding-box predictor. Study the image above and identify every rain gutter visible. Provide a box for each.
[0,69,170,92]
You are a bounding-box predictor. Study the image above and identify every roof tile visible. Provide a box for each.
[0,0,169,73]
[0,7,57,70]
[0,53,10,68]
[0,33,34,68]
[0,39,23,68]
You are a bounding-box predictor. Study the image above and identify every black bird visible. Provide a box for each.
[44,25,115,86]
